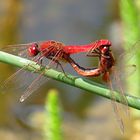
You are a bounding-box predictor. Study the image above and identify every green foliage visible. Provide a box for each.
[120,0,140,45]
[120,0,140,115]
[43,89,62,140]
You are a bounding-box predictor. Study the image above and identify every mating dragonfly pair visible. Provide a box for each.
[1,39,130,133]
[2,39,114,101]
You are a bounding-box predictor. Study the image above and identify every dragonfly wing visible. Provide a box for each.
[0,43,34,58]
[107,73,128,134]
[112,68,129,114]
[0,62,44,93]
[20,71,49,102]
[19,49,65,102]
[118,41,140,65]
[0,67,29,93]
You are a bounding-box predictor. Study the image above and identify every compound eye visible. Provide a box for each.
[28,43,39,57]
[101,46,109,53]
[34,43,38,48]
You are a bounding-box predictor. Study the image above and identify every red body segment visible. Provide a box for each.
[64,41,114,81]
[63,43,94,54]
[27,39,112,56]
[63,39,112,54]
[39,40,56,51]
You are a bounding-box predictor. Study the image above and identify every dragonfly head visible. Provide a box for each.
[96,39,111,55]
[28,43,40,57]
[99,45,111,56]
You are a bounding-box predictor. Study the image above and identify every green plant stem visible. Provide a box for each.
[0,51,140,110]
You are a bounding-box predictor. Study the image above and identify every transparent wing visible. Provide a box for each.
[107,74,127,134]
[0,61,44,93]
[0,60,51,102]
[19,48,66,102]
[106,41,140,133]
[111,68,129,113]
[110,41,139,111]
[0,43,32,58]
[19,71,49,102]
[118,40,140,65]
[0,67,28,93]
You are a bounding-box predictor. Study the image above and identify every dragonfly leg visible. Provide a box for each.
[35,57,44,70]
[86,54,99,57]
[86,49,100,57]
[55,60,67,76]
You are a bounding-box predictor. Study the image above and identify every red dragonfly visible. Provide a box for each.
[1,39,130,133]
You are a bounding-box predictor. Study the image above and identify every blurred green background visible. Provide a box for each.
[0,0,140,140]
